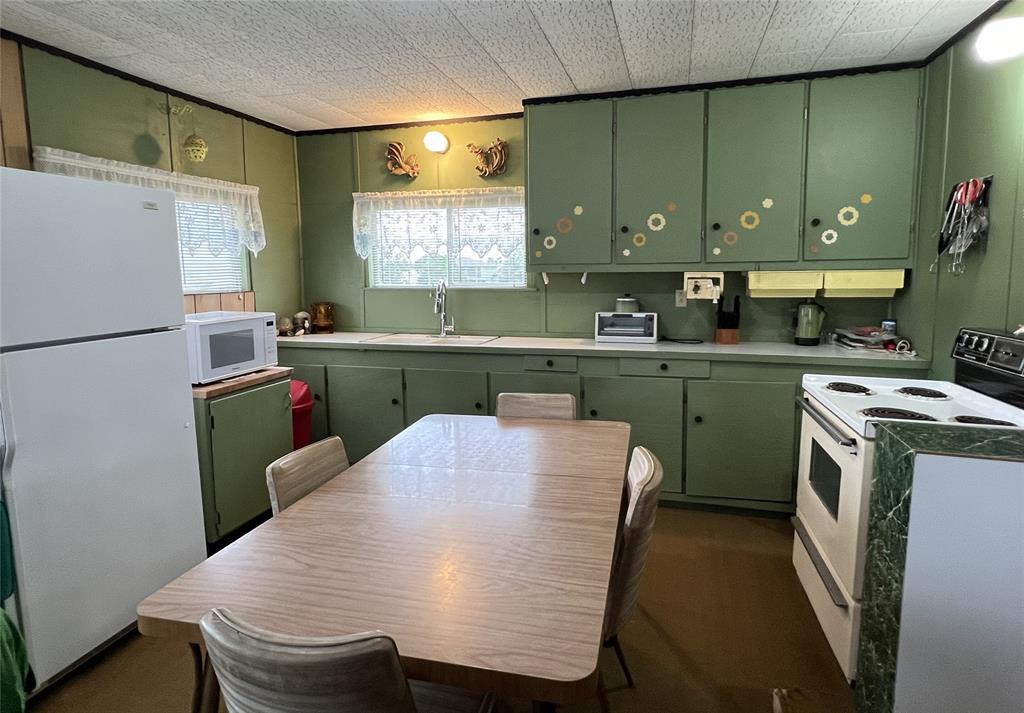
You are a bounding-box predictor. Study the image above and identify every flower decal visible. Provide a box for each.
[633,233,647,247]
[723,231,739,246]
[821,229,838,245]
[667,201,679,213]
[535,250,543,258]
[762,198,774,209]
[712,247,722,256]
[739,210,760,230]
[860,193,873,205]
[543,235,557,249]
[837,206,859,226]
[647,213,666,231]
[622,248,631,257]
[573,205,584,215]
[555,217,573,234]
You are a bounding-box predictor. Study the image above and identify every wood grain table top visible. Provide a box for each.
[137,414,631,703]
[190,366,293,400]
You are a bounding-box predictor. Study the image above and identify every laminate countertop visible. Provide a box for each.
[277,332,929,369]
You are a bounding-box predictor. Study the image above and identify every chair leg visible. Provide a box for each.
[605,634,635,688]
[596,672,611,713]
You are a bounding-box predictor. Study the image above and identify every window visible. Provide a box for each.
[175,200,245,292]
[353,187,526,288]
[33,146,266,294]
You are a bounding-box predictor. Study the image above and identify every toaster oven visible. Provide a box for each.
[595,312,658,344]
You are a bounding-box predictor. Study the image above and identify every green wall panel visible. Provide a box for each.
[169,100,244,183]
[22,48,171,169]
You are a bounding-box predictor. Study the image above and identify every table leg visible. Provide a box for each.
[188,642,221,713]
[532,703,556,712]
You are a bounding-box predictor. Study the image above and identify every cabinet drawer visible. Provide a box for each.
[524,355,578,373]
[618,358,709,378]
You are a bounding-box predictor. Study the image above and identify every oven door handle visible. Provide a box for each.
[796,397,857,454]
[792,517,849,609]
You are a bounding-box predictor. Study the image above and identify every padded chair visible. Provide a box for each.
[494,392,577,420]
[265,436,350,515]
[199,608,493,713]
[603,446,664,691]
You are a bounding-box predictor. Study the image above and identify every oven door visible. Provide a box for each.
[196,318,267,383]
[795,394,873,600]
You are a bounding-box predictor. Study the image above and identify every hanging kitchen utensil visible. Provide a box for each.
[930,175,992,275]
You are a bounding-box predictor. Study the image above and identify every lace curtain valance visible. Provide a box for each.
[33,146,266,255]
[352,186,525,260]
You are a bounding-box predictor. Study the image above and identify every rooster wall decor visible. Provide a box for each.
[386,141,419,179]
[467,138,508,178]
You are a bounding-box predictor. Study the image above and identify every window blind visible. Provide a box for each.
[175,200,245,293]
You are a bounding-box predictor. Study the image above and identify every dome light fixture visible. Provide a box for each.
[423,130,449,154]
[975,16,1024,63]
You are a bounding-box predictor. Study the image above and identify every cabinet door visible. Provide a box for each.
[405,369,488,423]
[325,365,404,462]
[526,101,613,265]
[209,380,293,537]
[489,372,581,415]
[582,376,683,493]
[685,380,796,502]
[614,93,704,264]
[287,363,329,442]
[706,83,805,263]
[803,72,919,261]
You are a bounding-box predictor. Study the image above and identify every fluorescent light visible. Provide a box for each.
[423,131,449,154]
[975,16,1024,63]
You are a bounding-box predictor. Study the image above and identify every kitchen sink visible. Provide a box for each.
[359,333,498,346]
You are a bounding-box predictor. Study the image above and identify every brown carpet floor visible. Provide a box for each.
[27,508,854,713]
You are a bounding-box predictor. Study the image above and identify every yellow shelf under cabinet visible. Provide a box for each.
[747,271,823,298]
[821,270,905,297]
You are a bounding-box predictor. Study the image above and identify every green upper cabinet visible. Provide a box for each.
[526,101,613,265]
[614,93,704,264]
[803,71,920,261]
[706,82,806,263]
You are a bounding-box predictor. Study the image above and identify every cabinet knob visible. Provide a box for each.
[659,362,668,371]
[711,222,721,231]
[620,225,629,233]
[546,359,554,367]
[532,228,540,235]
[475,402,483,410]
[391,398,399,405]
[694,416,703,423]
[590,409,598,417]
[810,218,821,227]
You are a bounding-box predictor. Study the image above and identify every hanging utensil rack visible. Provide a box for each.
[931,174,993,276]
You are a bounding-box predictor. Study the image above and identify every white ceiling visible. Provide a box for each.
[0,0,997,132]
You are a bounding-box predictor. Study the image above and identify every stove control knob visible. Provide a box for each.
[958,333,970,346]
[978,337,990,351]
[968,335,979,349]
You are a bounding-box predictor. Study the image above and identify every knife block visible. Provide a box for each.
[715,328,740,345]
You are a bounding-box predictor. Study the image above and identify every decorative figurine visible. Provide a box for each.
[467,138,508,177]
[386,142,419,179]
[292,311,311,336]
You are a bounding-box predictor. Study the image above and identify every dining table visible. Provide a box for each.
[137,413,632,712]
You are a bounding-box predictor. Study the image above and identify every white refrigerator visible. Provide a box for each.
[0,168,207,687]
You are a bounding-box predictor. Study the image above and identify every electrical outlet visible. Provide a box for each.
[675,289,687,307]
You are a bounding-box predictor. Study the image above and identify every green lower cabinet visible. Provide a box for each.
[198,379,293,542]
[803,71,920,261]
[286,363,329,443]
[489,371,581,415]
[404,368,489,423]
[325,365,404,462]
[582,376,684,493]
[684,380,796,502]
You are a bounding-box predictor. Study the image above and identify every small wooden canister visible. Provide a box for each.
[715,328,740,345]
[310,302,335,333]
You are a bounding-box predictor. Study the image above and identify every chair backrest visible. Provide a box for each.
[494,392,577,420]
[200,608,418,713]
[266,436,350,514]
[605,446,663,637]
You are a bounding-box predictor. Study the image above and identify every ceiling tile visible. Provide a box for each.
[749,50,821,78]
[445,0,554,61]
[757,1,856,55]
[821,28,914,58]
[838,0,940,33]
[611,0,693,88]
[501,55,576,98]
[691,0,775,78]
[813,54,889,71]
[527,0,631,92]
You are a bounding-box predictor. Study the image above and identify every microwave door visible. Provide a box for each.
[198,321,262,382]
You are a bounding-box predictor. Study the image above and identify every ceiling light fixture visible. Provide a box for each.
[975,16,1024,63]
[423,131,449,154]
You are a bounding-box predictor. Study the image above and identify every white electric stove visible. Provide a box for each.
[792,327,1024,682]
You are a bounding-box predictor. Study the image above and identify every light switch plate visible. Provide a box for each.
[675,289,687,307]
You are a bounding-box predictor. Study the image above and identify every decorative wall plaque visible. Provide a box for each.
[386,141,419,179]
[466,138,508,177]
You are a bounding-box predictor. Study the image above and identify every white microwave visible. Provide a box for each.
[184,311,278,384]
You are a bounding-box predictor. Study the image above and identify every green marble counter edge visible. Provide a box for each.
[277,338,930,369]
[857,423,1023,713]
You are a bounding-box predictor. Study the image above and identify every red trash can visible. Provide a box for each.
[290,379,314,450]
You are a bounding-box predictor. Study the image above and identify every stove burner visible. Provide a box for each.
[825,381,873,395]
[895,386,951,400]
[951,415,1018,427]
[861,407,937,422]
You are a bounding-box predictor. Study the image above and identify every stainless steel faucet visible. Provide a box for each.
[433,280,455,337]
